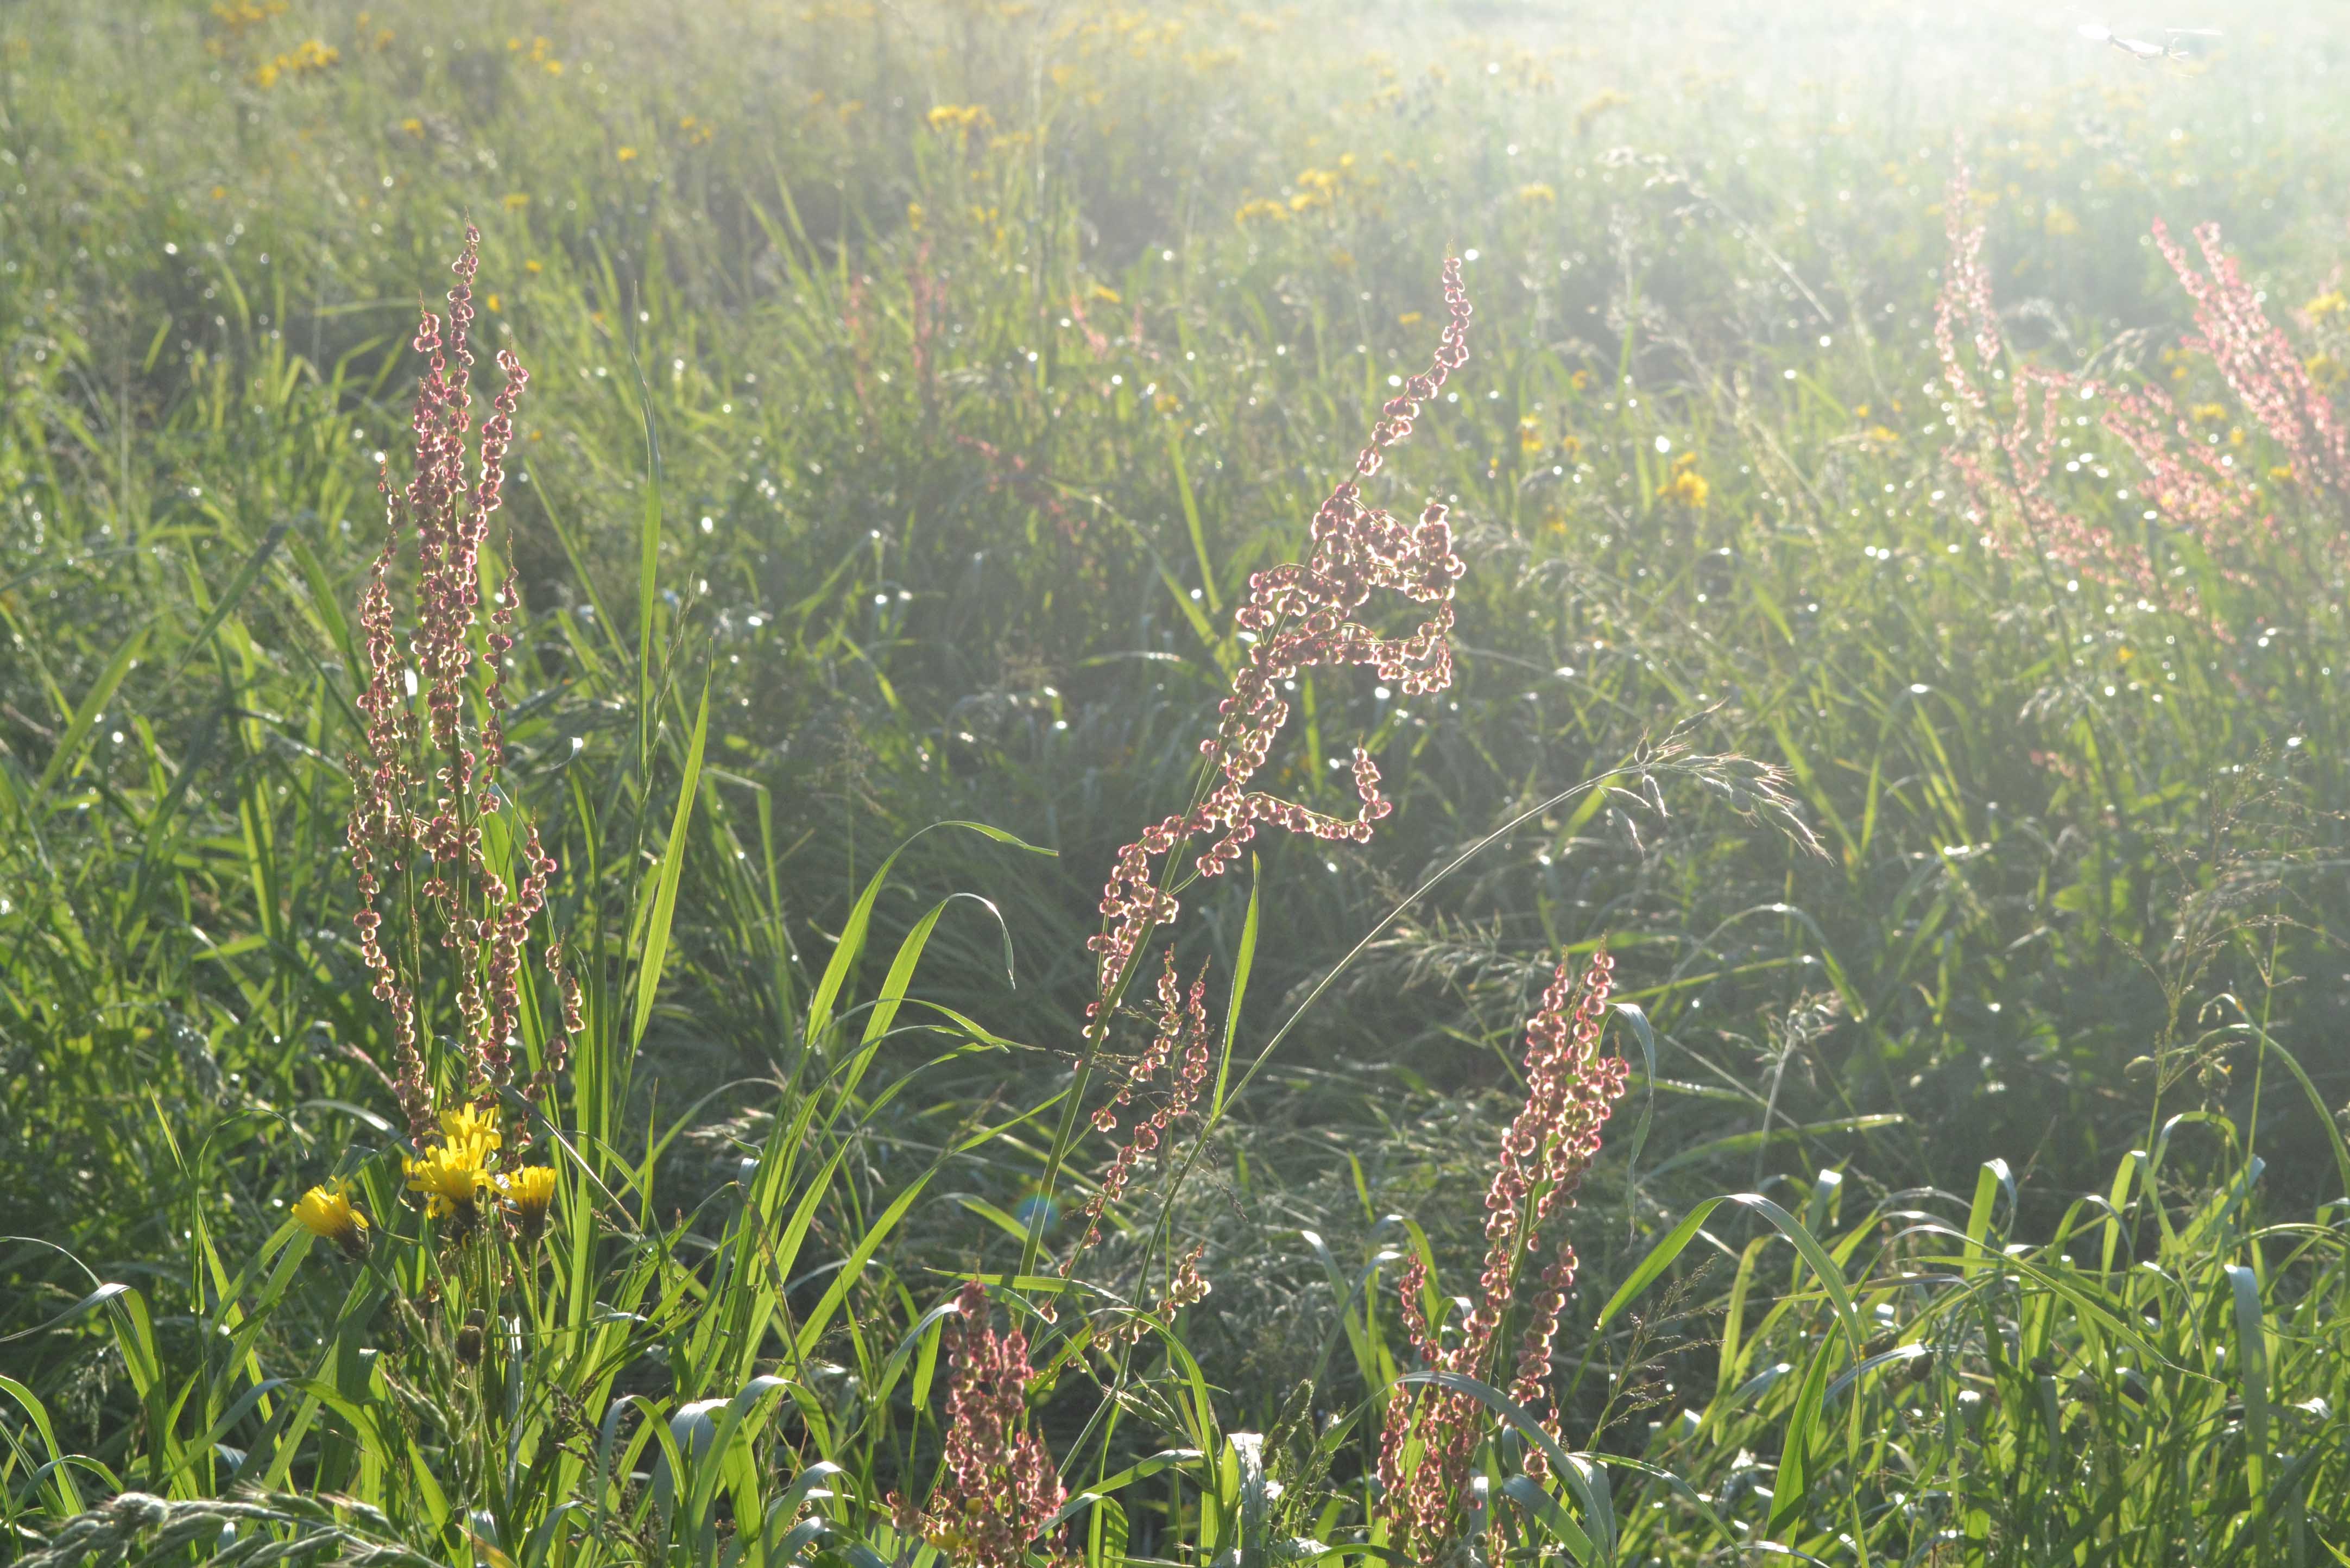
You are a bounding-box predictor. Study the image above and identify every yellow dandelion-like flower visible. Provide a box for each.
[1658,452,1709,508]
[2306,354,2346,391]
[1397,311,1423,327]
[294,1180,370,1260]
[500,1166,558,1240]
[2305,290,2346,322]
[1518,416,1545,454]
[401,117,424,137]
[406,1140,492,1225]
[616,146,638,162]
[926,103,993,136]
[503,191,531,210]
[437,1103,503,1163]
[2189,402,2228,425]
[1517,182,1557,205]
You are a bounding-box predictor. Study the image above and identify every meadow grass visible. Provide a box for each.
[3,0,2348,1562]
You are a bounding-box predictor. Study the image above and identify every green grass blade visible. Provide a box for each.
[632,678,710,1050]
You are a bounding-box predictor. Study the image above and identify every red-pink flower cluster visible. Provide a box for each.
[1063,952,1216,1279]
[1057,959,1222,1298]
[1934,168,2162,602]
[901,1282,1076,1568]
[1084,260,1472,1046]
[1378,950,1625,1554]
[2155,218,2348,501]
[345,226,579,1145]
[1936,163,2345,614]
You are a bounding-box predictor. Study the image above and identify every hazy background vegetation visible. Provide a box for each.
[3,0,2347,1560]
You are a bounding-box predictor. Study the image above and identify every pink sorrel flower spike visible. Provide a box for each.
[1376,950,1625,1555]
[1084,261,1473,1046]
[345,227,573,1145]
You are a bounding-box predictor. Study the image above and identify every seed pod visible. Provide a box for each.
[456,1308,485,1366]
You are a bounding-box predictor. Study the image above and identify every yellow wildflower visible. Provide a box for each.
[503,192,530,210]
[2304,290,2346,322]
[1517,182,1557,205]
[1518,416,1545,454]
[437,1103,503,1164]
[1397,311,1423,327]
[1657,451,1709,508]
[401,117,424,137]
[2307,354,2345,390]
[2189,402,2228,425]
[1575,89,1631,136]
[405,1140,493,1225]
[616,146,638,162]
[500,1166,558,1241]
[294,1180,370,1260]
[926,103,993,137]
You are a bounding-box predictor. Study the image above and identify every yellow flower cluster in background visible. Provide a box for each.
[927,103,993,139]
[1658,451,1709,508]
[1576,88,1631,136]
[251,37,338,89]
[1287,159,1351,213]
[509,34,564,75]
[211,0,288,35]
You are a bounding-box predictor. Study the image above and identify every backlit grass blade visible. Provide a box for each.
[164,519,289,685]
[2225,1262,2271,1543]
[33,620,150,801]
[631,677,709,1051]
